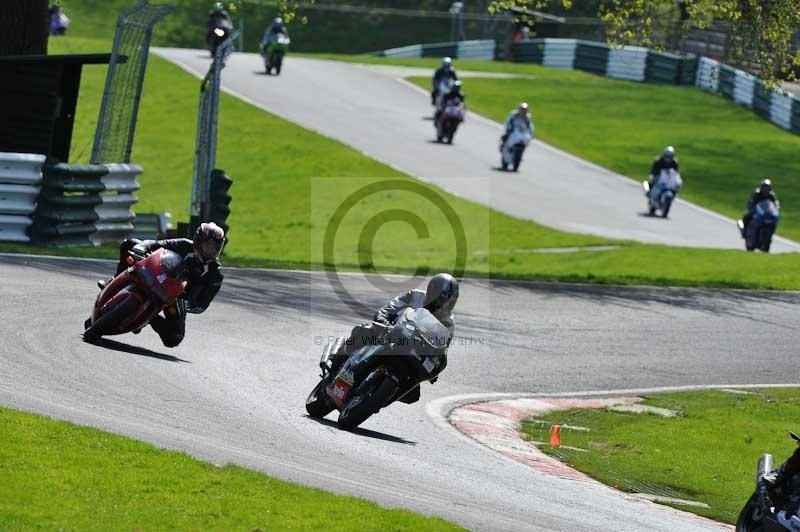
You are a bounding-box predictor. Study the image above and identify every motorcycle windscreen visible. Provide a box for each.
[408,308,451,351]
[658,169,682,190]
[755,200,780,224]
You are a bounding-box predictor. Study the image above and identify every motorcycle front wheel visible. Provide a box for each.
[513,145,524,172]
[83,292,139,344]
[735,493,764,532]
[305,378,335,418]
[337,371,397,430]
[759,226,774,253]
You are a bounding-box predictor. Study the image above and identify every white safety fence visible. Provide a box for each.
[382,44,423,58]
[0,153,45,242]
[456,40,495,60]
[606,46,648,82]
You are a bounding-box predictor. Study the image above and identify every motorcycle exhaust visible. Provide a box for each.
[756,453,774,484]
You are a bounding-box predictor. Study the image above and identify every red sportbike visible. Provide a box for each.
[83,248,187,343]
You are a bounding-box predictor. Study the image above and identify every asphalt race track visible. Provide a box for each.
[154,48,800,253]
[2,254,799,530]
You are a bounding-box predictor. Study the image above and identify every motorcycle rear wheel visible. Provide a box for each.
[305,378,335,418]
[337,371,397,430]
[83,293,139,344]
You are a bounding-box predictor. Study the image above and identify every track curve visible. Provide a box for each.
[2,254,799,530]
[153,48,800,253]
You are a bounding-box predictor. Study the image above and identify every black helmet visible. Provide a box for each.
[193,222,225,263]
[424,273,459,319]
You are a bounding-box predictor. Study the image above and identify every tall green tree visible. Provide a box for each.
[0,0,50,55]
[489,0,800,84]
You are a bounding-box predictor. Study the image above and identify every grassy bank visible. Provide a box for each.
[0,407,460,530]
[6,36,800,290]
[523,388,800,523]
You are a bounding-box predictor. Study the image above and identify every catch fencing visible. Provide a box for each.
[91,0,174,164]
[190,28,240,226]
[0,153,45,242]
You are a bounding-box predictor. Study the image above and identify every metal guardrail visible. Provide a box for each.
[0,153,45,242]
[375,39,496,60]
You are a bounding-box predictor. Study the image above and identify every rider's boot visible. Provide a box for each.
[97,278,112,290]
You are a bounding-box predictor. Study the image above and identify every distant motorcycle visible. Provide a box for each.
[49,9,70,36]
[739,199,780,253]
[436,100,464,144]
[260,34,290,75]
[306,307,449,430]
[83,248,187,343]
[206,20,233,57]
[736,432,800,532]
[643,169,682,218]
[500,124,532,172]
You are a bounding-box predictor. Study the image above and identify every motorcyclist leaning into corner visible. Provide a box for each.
[207,2,232,33]
[431,57,459,105]
[758,434,800,508]
[94,223,225,348]
[263,16,289,45]
[501,102,534,146]
[742,178,780,231]
[328,273,460,404]
[434,80,465,124]
[647,146,679,191]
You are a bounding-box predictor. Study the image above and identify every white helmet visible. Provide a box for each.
[442,57,452,68]
[663,146,675,160]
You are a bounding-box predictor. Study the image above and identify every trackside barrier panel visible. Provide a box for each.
[770,92,794,130]
[456,40,496,60]
[696,57,720,93]
[131,211,172,240]
[381,44,423,58]
[718,65,736,99]
[0,152,45,242]
[575,40,609,75]
[511,40,545,63]
[606,46,648,82]
[733,69,756,107]
[32,162,141,246]
[542,39,577,69]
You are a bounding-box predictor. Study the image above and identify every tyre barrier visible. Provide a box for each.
[606,46,648,82]
[130,211,172,240]
[0,153,46,243]
[375,40,496,61]
[32,162,142,247]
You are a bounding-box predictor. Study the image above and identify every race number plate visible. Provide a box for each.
[328,378,352,406]
[422,357,436,374]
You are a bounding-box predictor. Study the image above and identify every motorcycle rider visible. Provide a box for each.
[431,57,459,105]
[95,222,225,348]
[434,80,465,124]
[742,179,780,232]
[501,102,534,146]
[262,16,289,46]
[647,146,679,191]
[327,273,459,403]
[206,2,233,35]
[759,436,800,505]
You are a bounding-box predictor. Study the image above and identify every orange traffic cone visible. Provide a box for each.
[549,424,561,448]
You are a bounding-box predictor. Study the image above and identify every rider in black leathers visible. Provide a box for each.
[328,273,459,403]
[431,57,459,105]
[648,146,679,189]
[206,2,233,41]
[742,179,780,232]
[98,223,225,348]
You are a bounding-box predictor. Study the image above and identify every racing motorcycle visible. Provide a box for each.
[305,307,449,430]
[739,199,780,253]
[260,34,290,75]
[83,248,187,343]
[736,432,800,532]
[206,19,233,57]
[642,168,682,218]
[436,99,465,144]
[500,124,532,172]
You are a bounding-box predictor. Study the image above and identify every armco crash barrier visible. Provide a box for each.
[376,40,496,61]
[0,152,45,242]
[32,162,141,246]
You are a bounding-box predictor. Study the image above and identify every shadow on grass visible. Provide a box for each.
[305,415,416,445]
[92,338,191,363]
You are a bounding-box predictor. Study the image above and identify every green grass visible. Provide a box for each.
[522,388,800,524]
[8,36,800,290]
[0,406,461,530]
[309,54,800,240]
